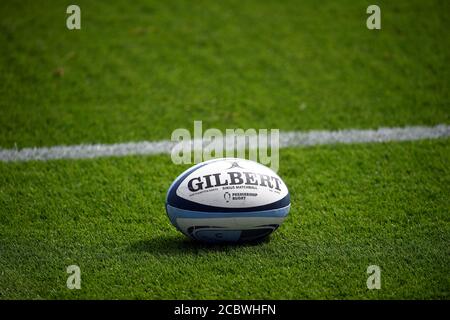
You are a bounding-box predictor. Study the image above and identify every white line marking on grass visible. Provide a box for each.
[0,124,449,162]
[279,124,450,147]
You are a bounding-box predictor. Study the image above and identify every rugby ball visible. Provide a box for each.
[165,158,290,243]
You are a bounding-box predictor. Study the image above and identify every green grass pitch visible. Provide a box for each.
[0,0,449,299]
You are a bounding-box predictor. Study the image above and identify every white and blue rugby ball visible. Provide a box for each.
[165,158,290,243]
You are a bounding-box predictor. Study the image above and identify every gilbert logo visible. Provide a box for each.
[224,192,231,202]
[227,161,244,170]
[187,170,283,193]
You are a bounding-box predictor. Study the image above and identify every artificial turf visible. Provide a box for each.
[0,140,448,299]
[0,0,448,148]
[0,0,449,299]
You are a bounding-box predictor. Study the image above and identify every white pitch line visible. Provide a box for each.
[0,124,449,162]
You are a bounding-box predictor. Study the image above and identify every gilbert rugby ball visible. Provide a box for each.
[165,158,290,243]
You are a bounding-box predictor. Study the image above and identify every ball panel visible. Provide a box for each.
[166,204,290,220]
[167,193,290,213]
[166,205,290,242]
[191,227,278,243]
[176,159,288,208]
[166,158,290,213]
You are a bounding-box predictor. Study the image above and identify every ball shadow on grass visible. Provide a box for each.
[128,234,271,256]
